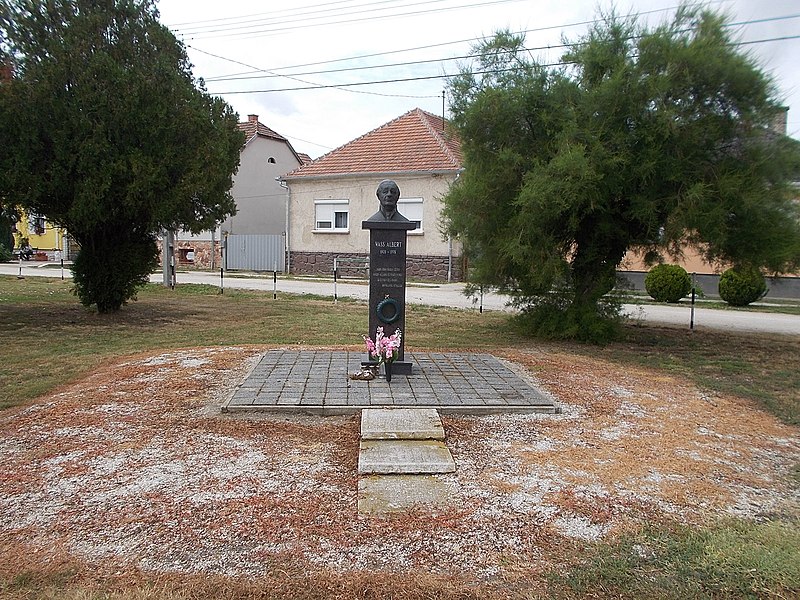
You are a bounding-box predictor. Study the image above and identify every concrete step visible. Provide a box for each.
[360,407,445,440]
[357,439,456,474]
[358,475,454,514]
[357,408,456,514]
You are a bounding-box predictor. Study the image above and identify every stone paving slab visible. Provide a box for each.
[222,350,557,414]
[360,408,445,440]
[358,440,456,474]
[358,475,454,514]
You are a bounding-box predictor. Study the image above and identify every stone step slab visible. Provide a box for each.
[358,440,456,475]
[360,407,445,441]
[358,475,454,514]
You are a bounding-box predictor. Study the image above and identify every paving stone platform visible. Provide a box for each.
[223,350,557,414]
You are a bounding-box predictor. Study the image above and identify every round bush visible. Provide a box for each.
[645,264,692,303]
[718,266,767,306]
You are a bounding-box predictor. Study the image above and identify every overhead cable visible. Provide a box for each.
[208,33,800,95]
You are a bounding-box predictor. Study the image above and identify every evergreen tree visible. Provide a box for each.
[0,0,244,312]
[444,6,800,341]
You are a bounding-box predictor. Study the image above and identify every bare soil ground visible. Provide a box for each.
[1,345,798,589]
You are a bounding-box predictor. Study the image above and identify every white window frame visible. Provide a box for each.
[27,211,47,235]
[314,199,350,233]
[398,197,423,233]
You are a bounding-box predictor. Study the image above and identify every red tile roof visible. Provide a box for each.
[238,114,291,144]
[239,114,310,165]
[283,108,462,179]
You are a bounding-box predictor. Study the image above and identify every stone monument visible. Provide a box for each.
[362,180,417,375]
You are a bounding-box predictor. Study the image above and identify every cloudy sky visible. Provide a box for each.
[156,0,800,159]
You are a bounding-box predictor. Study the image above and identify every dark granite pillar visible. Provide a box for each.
[362,180,417,375]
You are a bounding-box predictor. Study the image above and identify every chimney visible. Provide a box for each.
[248,114,258,124]
[770,106,788,136]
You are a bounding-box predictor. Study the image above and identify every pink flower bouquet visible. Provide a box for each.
[363,326,402,365]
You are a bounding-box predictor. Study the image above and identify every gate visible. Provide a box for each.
[225,234,285,272]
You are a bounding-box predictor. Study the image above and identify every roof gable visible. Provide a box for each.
[239,116,290,144]
[284,108,462,179]
[238,114,309,165]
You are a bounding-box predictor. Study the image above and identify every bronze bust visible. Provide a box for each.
[367,179,410,222]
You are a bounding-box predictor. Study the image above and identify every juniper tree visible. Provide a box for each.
[0,0,243,312]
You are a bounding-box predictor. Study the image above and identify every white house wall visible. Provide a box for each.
[287,174,464,280]
[290,175,458,255]
[222,136,298,236]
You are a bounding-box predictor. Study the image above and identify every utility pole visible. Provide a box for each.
[162,230,175,289]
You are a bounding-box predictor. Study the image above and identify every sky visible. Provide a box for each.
[156,0,800,159]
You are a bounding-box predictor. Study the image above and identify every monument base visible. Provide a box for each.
[362,360,414,376]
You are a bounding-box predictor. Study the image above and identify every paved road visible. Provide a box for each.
[3,263,799,335]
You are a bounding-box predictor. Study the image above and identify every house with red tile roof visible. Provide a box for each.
[280,108,464,281]
[175,114,308,269]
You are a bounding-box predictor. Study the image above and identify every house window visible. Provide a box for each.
[178,248,194,265]
[398,198,423,232]
[314,199,349,232]
[28,212,46,235]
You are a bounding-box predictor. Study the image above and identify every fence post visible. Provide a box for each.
[333,257,340,304]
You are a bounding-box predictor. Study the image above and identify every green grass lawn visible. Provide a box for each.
[3,276,797,424]
[1,275,798,599]
[0,277,530,411]
[616,290,800,315]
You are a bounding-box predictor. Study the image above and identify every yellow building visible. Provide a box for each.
[14,211,70,260]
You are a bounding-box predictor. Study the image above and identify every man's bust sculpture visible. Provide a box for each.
[367,179,410,222]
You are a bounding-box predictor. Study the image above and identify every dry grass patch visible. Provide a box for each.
[4,344,795,598]
[1,274,799,597]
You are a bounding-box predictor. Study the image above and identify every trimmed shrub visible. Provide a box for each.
[718,266,767,306]
[72,232,159,313]
[0,243,11,262]
[645,264,692,303]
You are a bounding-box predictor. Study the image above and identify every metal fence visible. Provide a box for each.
[225,234,285,272]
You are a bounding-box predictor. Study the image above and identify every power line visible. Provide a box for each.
[191,1,742,87]
[203,12,800,84]
[191,45,440,100]
[208,34,800,95]
[166,0,410,28]
[186,1,708,72]
[172,0,531,40]
[217,60,565,94]
[173,0,453,35]
[200,12,799,85]
[201,37,488,82]
[174,0,749,44]
[735,34,800,46]
[204,43,565,83]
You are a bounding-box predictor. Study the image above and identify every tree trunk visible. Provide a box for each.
[570,232,626,314]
